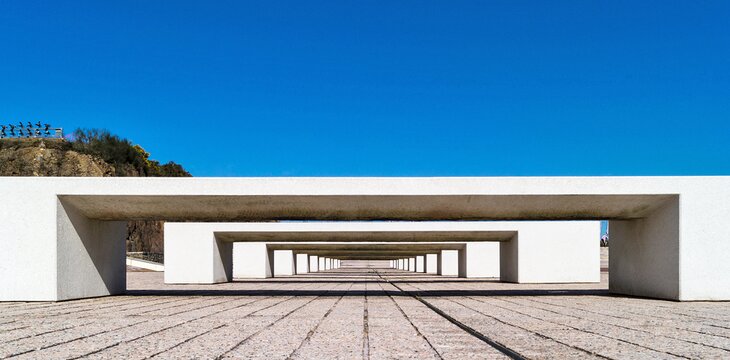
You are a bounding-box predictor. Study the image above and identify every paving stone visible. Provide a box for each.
[1,269,729,359]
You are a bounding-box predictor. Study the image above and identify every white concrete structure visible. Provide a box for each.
[426,254,438,274]
[318,257,326,272]
[466,242,500,278]
[416,256,425,273]
[309,255,319,272]
[274,250,295,276]
[2,176,728,301]
[166,221,598,284]
[296,253,309,274]
[440,250,460,276]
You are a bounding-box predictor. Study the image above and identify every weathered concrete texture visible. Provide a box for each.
[2,269,729,359]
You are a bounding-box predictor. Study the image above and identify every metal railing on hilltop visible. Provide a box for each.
[1,121,63,139]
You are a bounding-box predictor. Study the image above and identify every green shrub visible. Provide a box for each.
[71,129,190,177]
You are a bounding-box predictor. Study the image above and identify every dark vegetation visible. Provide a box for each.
[71,128,190,177]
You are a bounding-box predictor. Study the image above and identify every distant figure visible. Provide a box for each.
[600,233,609,247]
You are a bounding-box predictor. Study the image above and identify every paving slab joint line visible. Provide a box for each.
[215,285,337,359]
[362,286,370,360]
[373,273,443,360]
[66,296,282,360]
[286,283,355,360]
[503,296,730,352]
[374,271,526,360]
[412,280,614,360]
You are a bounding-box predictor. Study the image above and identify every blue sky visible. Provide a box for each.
[1,1,728,176]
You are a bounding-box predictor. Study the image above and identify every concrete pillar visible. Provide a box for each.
[464,242,500,278]
[441,250,459,276]
[309,255,319,272]
[499,222,600,284]
[458,249,467,278]
[319,257,326,271]
[274,250,295,276]
[228,242,271,279]
[408,257,416,272]
[324,258,331,270]
[296,253,309,274]
[47,202,128,298]
[426,253,438,274]
[436,253,442,275]
[416,255,425,273]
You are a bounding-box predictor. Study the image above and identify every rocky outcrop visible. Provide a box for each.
[1,138,166,255]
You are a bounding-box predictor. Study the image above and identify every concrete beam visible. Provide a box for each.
[3,176,728,300]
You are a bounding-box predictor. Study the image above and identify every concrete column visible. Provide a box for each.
[318,257,326,271]
[441,250,459,276]
[408,257,416,272]
[274,250,295,276]
[228,242,271,279]
[50,201,128,298]
[426,254,438,274]
[324,258,331,270]
[458,249,467,278]
[309,255,319,272]
[296,253,309,274]
[464,242,500,278]
[499,221,600,284]
[436,253,442,275]
[416,255,425,273]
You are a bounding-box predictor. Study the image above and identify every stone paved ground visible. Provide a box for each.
[1,269,729,359]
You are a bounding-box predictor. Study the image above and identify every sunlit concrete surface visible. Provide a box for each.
[274,251,295,276]
[426,253,439,274]
[3,176,730,301]
[2,267,729,359]
[296,254,309,274]
[165,221,598,286]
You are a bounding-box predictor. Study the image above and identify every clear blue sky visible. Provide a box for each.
[1,1,728,176]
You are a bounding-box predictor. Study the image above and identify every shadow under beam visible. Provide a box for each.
[125,289,611,297]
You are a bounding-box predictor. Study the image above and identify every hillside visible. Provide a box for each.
[0,134,190,257]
